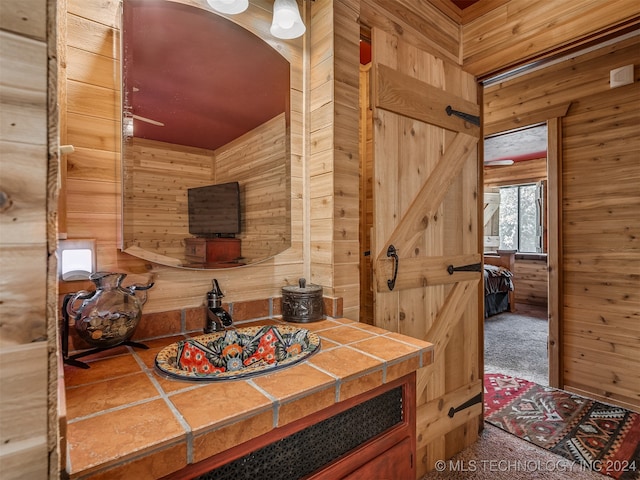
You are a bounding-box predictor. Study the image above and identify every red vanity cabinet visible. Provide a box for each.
[162,373,417,480]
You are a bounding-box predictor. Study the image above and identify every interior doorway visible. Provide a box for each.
[482,124,551,386]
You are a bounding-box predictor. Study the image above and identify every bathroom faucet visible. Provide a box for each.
[204,279,233,333]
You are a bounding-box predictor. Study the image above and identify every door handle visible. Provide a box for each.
[387,245,399,291]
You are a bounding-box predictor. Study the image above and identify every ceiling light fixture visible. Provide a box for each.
[270,0,306,39]
[206,0,249,15]
[207,0,306,40]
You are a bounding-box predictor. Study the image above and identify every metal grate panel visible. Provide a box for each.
[196,386,404,480]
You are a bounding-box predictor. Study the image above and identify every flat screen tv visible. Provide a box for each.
[188,182,241,237]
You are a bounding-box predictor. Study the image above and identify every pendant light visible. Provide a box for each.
[270,0,305,39]
[206,0,249,14]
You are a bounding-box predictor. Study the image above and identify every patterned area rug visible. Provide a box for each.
[484,373,640,479]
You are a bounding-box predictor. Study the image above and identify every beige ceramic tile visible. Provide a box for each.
[422,349,434,367]
[67,344,129,360]
[339,371,384,402]
[318,325,376,345]
[386,356,420,383]
[323,297,344,317]
[72,442,187,480]
[252,363,335,401]
[318,337,340,349]
[231,318,280,329]
[134,335,187,369]
[192,411,274,463]
[277,387,336,426]
[351,335,421,362]
[349,322,391,335]
[385,332,434,349]
[232,299,270,321]
[133,310,182,341]
[63,353,143,388]
[153,372,204,394]
[331,317,353,324]
[296,318,343,332]
[66,372,160,420]
[272,297,282,315]
[185,307,206,332]
[169,381,272,432]
[308,346,382,380]
[67,399,186,475]
[139,335,188,350]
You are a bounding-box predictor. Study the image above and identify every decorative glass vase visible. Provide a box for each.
[66,272,154,348]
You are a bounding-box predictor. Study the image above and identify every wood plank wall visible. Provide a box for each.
[61,0,305,313]
[513,257,548,307]
[483,35,640,409]
[562,78,639,409]
[306,0,358,319]
[462,0,640,78]
[123,138,217,259]
[215,113,291,264]
[0,0,57,477]
[308,0,361,319]
[123,113,289,264]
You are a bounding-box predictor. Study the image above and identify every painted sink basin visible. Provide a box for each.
[155,325,321,381]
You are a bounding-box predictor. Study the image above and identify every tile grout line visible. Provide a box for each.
[131,350,195,464]
[304,362,342,403]
[380,332,433,351]
[74,438,187,480]
[64,369,142,390]
[66,395,164,424]
[247,379,280,428]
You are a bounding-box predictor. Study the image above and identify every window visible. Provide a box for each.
[498,183,544,253]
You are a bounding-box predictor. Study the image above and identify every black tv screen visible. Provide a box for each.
[188,182,240,236]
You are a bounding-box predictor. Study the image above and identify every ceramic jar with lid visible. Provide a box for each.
[282,278,324,323]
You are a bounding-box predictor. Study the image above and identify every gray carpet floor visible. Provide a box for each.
[484,304,548,386]
[421,424,604,480]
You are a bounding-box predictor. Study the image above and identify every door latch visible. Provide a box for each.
[445,105,480,127]
[448,393,482,418]
[447,262,481,275]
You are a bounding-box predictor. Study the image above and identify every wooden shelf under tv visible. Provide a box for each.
[185,237,242,266]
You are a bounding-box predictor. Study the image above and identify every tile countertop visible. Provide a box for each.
[64,317,434,479]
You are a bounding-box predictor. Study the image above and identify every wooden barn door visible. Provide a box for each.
[370,28,483,476]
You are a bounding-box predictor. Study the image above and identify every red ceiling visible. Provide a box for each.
[124,0,479,152]
[123,0,290,152]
